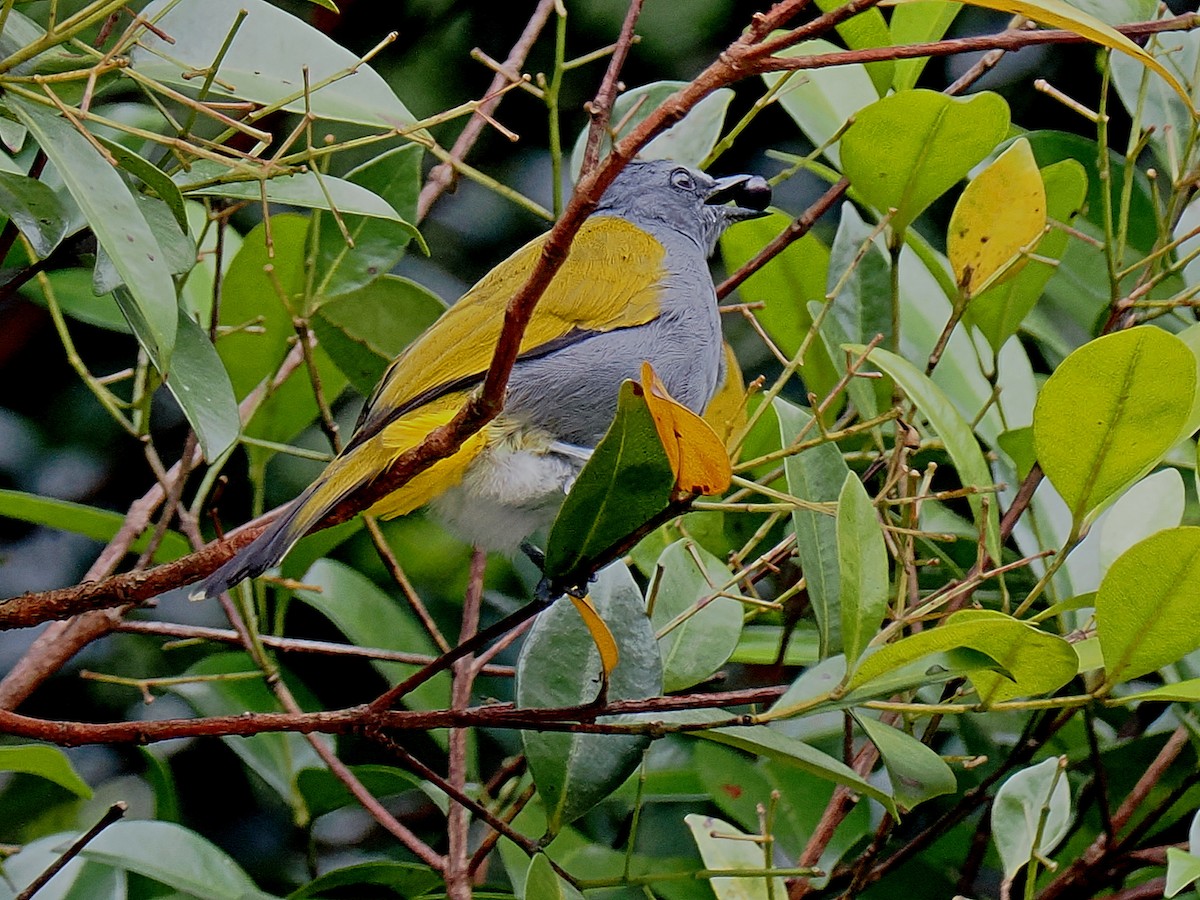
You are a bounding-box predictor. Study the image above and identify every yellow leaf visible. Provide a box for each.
[948,138,1047,298]
[639,361,733,496]
[702,342,748,454]
[567,592,619,677]
[902,0,1196,113]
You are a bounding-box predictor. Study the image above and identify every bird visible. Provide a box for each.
[189,159,771,601]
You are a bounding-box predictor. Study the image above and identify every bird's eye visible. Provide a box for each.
[670,168,695,191]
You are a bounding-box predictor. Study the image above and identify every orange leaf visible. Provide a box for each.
[567,592,619,677]
[639,361,733,496]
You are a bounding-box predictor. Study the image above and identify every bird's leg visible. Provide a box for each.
[520,541,546,570]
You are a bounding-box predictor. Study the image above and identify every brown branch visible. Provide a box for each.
[746,14,1200,75]
[416,0,557,221]
[0,685,785,746]
[112,619,513,675]
[579,0,645,175]
[0,344,305,708]
[445,548,487,900]
[14,801,126,900]
[1038,726,1191,900]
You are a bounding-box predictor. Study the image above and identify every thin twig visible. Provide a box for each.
[14,802,127,900]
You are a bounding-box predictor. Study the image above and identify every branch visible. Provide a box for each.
[0,686,786,746]
[579,0,645,174]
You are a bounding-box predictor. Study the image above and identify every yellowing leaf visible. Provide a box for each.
[949,138,1046,298]
[639,361,733,496]
[567,592,620,678]
[921,0,1195,112]
[702,342,748,452]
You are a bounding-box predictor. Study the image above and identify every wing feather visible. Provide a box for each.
[352,217,665,444]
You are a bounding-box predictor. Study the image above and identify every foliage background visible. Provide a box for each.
[1,1,1200,899]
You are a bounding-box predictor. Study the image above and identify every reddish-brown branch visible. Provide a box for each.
[0,685,785,746]
[746,14,1200,75]
[1039,726,1191,900]
[579,0,645,175]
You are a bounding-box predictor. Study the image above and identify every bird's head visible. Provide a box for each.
[595,159,771,256]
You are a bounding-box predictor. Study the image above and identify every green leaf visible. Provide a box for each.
[522,854,585,900]
[217,215,348,447]
[991,757,1072,882]
[176,160,412,225]
[684,813,789,899]
[966,158,1089,351]
[890,2,962,92]
[140,748,181,824]
[3,836,123,900]
[161,309,240,462]
[0,745,92,798]
[826,204,892,415]
[731,625,820,666]
[569,82,733,176]
[1165,810,1200,898]
[853,714,956,810]
[294,559,450,714]
[837,473,888,669]
[297,764,437,819]
[1165,848,1200,898]
[841,89,1010,236]
[95,135,188,231]
[544,381,675,582]
[775,398,848,657]
[94,196,196,296]
[21,268,128,333]
[1033,326,1195,525]
[288,862,439,899]
[1115,678,1200,704]
[518,562,663,835]
[0,168,68,257]
[763,39,879,167]
[0,488,190,563]
[695,740,873,869]
[857,345,1001,561]
[311,274,445,396]
[846,614,1075,700]
[10,97,178,367]
[812,0,893,92]
[1025,130,1158,251]
[648,539,743,692]
[1096,527,1200,686]
[693,721,898,816]
[169,653,327,817]
[946,610,1078,704]
[1112,31,1199,179]
[133,0,417,130]
[80,820,279,899]
[311,143,425,303]
[718,214,838,402]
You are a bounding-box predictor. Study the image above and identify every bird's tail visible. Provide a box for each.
[187,479,330,602]
[186,395,491,601]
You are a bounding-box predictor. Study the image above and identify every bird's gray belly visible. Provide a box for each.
[504,313,721,447]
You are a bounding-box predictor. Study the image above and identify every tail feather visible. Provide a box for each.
[188,481,329,601]
[186,394,489,601]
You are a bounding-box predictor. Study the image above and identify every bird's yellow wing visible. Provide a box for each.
[296,391,488,527]
[351,216,666,446]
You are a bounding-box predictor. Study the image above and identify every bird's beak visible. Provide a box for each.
[706,173,772,221]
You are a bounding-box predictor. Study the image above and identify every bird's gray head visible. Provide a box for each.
[594,159,771,255]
